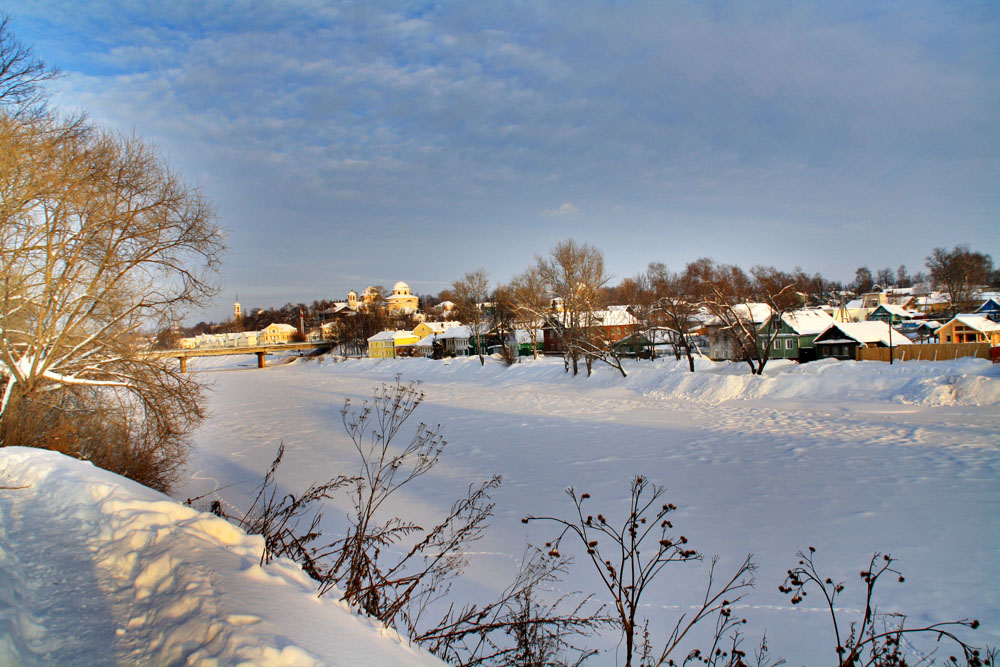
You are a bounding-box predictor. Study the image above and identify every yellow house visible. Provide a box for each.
[367,329,419,358]
[412,321,460,339]
[259,323,298,345]
[936,315,1000,345]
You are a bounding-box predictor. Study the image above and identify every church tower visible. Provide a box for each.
[234,295,242,322]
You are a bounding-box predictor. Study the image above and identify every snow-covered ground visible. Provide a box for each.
[181,353,999,664]
[0,446,444,666]
[2,352,997,664]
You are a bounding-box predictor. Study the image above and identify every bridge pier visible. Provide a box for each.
[256,351,266,369]
[178,357,187,373]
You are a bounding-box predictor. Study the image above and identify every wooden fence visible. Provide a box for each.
[857,342,990,363]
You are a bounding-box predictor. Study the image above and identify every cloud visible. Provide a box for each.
[11,1,997,322]
[542,202,579,217]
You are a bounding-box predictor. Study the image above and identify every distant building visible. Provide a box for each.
[386,281,419,314]
[259,323,298,345]
[367,330,419,358]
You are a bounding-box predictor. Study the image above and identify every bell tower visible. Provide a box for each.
[234,294,242,322]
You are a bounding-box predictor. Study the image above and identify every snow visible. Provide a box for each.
[947,314,1000,334]
[819,321,913,347]
[2,352,998,664]
[0,447,444,666]
[776,307,834,335]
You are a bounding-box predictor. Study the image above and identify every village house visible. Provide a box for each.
[412,320,461,339]
[866,303,917,326]
[974,297,1000,322]
[366,330,419,358]
[813,322,911,360]
[542,308,639,355]
[935,315,1000,346]
[703,303,773,361]
[756,308,835,362]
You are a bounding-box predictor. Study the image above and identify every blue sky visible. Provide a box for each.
[6,1,999,322]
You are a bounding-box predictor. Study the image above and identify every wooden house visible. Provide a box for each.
[813,322,911,360]
[936,315,1000,346]
[756,309,834,362]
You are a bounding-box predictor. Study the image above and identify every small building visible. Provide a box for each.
[259,323,298,345]
[756,309,835,362]
[866,304,916,326]
[813,322,912,360]
[437,325,474,356]
[613,327,692,358]
[974,297,1000,323]
[936,315,1000,346]
[897,320,941,342]
[703,303,773,361]
[412,321,461,340]
[542,309,640,355]
[367,330,419,358]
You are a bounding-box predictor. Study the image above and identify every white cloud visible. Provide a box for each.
[542,202,578,217]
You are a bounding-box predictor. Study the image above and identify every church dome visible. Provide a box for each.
[393,281,410,293]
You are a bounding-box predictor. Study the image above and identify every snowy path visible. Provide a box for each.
[0,447,445,666]
[180,355,1000,663]
[0,479,116,664]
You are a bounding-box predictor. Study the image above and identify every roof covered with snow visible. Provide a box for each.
[704,303,774,327]
[778,309,835,335]
[945,314,1000,333]
[817,322,912,346]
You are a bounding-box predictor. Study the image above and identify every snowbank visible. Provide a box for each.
[0,447,443,666]
[268,353,1000,407]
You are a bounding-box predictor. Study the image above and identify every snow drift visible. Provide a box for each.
[0,447,443,666]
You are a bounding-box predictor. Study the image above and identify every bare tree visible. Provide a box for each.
[926,245,994,317]
[535,239,610,376]
[0,109,224,490]
[874,267,894,290]
[749,266,804,375]
[0,13,59,117]
[509,267,550,360]
[853,267,874,295]
[452,269,491,364]
[525,476,757,667]
[687,258,769,374]
[490,283,519,366]
[612,274,655,361]
[647,262,703,372]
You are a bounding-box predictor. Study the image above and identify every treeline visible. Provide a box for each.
[189,240,995,378]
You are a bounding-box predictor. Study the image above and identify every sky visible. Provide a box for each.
[5,1,999,323]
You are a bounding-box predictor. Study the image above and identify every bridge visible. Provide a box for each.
[148,341,335,372]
